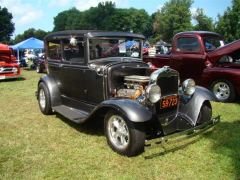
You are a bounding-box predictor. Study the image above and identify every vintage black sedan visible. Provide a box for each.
[36,30,220,157]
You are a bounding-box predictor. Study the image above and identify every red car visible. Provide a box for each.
[0,43,21,80]
[202,39,240,102]
[143,31,240,102]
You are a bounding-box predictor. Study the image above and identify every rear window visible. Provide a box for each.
[176,37,200,52]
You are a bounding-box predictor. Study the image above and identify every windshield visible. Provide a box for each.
[203,36,225,52]
[89,37,142,60]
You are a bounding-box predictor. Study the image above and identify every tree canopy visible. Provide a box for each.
[53,2,152,38]
[14,28,48,43]
[154,0,193,43]
[192,8,214,31]
[0,6,15,42]
[2,0,239,45]
[215,0,240,43]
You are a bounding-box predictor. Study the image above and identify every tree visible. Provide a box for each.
[35,29,48,40]
[23,28,36,38]
[143,13,156,39]
[53,7,83,31]
[155,0,193,43]
[0,6,15,42]
[14,34,25,44]
[81,1,116,30]
[106,8,132,31]
[52,2,153,38]
[215,0,240,43]
[14,28,48,43]
[107,8,152,37]
[192,8,214,31]
[53,9,71,31]
[127,8,152,35]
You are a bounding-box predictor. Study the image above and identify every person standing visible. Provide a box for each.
[148,45,156,57]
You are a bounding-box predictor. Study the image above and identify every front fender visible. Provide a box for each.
[179,86,217,125]
[100,98,153,122]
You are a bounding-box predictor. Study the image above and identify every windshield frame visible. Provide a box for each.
[87,37,143,61]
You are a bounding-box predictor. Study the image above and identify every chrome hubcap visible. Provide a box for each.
[39,89,46,109]
[107,115,129,149]
[213,82,230,100]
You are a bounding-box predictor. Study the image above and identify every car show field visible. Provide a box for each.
[1,69,240,179]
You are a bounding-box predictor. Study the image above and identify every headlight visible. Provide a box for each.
[182,79,195,95]
[146,84,161,103]
[13,67,18,74]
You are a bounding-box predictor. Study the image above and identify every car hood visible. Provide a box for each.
[0,49,11,63]
[207,39,240,63]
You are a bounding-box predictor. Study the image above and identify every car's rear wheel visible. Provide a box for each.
[104,110,145,157]
[36,65,42,73]
[197,101,212,124]
[210,79,236,102]
[38,82,52,115]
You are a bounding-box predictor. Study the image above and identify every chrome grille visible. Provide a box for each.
[0,66,18,74]
[150,66,179,120]
[157,76,179,97]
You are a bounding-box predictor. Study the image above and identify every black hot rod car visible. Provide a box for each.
[36,30,220,157]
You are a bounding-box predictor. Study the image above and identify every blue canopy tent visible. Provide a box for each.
[125,40,139,48]
[10,37,44,61]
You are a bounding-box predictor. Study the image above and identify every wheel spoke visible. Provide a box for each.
[214,82,230,99]
[39,89,46,108]
[108,115,130,149]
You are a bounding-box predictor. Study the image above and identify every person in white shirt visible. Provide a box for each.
[148,45,156,57]
[131,49,139,57]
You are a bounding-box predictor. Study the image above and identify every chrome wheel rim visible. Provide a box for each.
[107,115,129,149]
[213,82,230,100]
[39,89,46,109]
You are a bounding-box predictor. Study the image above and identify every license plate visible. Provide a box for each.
[160,95,179,109]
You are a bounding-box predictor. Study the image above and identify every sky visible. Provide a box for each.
[0,0,233,38]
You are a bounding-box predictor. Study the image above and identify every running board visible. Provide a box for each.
[52,105,88,123]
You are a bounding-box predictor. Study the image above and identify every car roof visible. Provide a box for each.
[174,31,222,37]
[45,30,145,41]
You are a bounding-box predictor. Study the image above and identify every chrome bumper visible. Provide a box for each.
[145,115,220,148]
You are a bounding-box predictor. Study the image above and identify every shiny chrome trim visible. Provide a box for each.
[145,115,220,148]
[150,66,179,84]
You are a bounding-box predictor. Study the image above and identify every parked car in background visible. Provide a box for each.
[36,30,220,157]
[155,44,172,54]
[34,54,45,73]
[0,43,21,80]
[143,31,240,102]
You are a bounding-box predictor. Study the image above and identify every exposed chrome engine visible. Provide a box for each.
[116,75,150,102]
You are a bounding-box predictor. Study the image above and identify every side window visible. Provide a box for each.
[62,38,84,63]
[48,40,61,59]
[176,37,200,52]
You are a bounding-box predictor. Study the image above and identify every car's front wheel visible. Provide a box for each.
[210,79,236,102]
[38,82,52,115]
[104,110,145,157]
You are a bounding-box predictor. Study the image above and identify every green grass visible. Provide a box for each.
[1,69,240,180]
